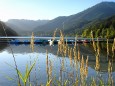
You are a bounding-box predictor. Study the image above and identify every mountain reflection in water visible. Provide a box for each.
[1,43,115,72]
[0,43,115,85]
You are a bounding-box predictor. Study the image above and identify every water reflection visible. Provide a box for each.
[0,43,115,85]
[0,43,8,52]
[1,43,115,72]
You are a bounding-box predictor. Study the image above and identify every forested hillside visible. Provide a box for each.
[82,15,115,38]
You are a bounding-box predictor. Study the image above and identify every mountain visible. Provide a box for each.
[34,2,115,36]
[5,19,49,35]
[82,15,115,38]
[0,21,18,36]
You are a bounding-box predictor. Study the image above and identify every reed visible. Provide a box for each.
[5,29,115,86]
[80,55,85,82]
[73,44,77,64]
[30,32,34,52]
[0,21,21,85]
[95,53,100,71]
[84,56,88,78]
[107,39,109,59]
[61,58,65,71]
[91,78,96,86]
[46,50,53,83]
[49,60,53,80]
[108,60,113,86]
[91,30,97,52]
[46,50,49,75]
[17,58,37,86]
[69,48,73,66]
[77,49,80,61]
[52,29,57,41]
[112,38,115,57]
[97,38,100,56]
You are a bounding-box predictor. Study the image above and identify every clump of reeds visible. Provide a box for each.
[30,32,34,52]
[79,55,88,84]
[17,58,37,86]
[91,31,100,71]
[57,30,68,57]
[78,55,88,86]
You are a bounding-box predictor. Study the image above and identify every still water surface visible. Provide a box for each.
[0,43,115,86]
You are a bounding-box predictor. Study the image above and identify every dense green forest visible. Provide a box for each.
[82,15,115,39]
[0,21,18,36]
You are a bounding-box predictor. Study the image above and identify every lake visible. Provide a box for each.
[0,42,115,86]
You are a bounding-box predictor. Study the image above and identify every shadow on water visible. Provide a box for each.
[0,43,8,52]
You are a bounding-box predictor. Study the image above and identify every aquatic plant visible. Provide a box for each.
[3,29,115,86]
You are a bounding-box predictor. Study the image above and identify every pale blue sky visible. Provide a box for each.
[0,0,115,21]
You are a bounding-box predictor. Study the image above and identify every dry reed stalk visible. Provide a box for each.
[49,60,53,80]
[77,50,80,61]
[73,46,77,64]
[30,32,34,52]
[73,37,77,64]
[46,50,49,75]
[80,55,85,81]
[112,38,115,57]
[64,39,68,57]
[75,36,77,47]
[95,53,100,71]
[52,29,57,41]
[57,40,61,55]
[84,56,88,77]
[61,58,65,71]
[91,30,97,52]
[69,48,73,66]
[108,60,113,86]
[108,60,112,75]
[68,47,70,57]
[80,55,89,85]
[97,38,100,56]
[107,39,109,56]
[74,78,79,86]
[57,30,67,57]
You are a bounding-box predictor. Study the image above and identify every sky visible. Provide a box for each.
[0,0,115,21]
